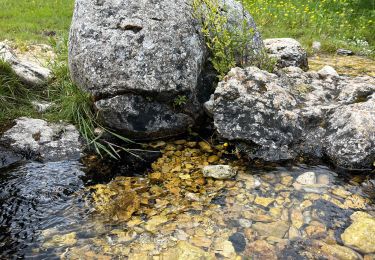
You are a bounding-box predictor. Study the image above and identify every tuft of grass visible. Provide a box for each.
[43,37,136,159]
[0,59,38,122]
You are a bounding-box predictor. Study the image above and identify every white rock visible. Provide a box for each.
[31,101,53,113]
[202,165,237,179]
[296,172,317,185]
[312,41,321,52]
[318,65,339,78]
[0,42,51,86]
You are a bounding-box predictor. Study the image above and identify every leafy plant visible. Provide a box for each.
[192,0,276,78]
[173,95,188,107]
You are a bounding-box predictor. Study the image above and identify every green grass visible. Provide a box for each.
[0,0,74,44]
[243,0,375,56]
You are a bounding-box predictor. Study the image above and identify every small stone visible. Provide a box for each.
[244,240,277,260]
[161,241,214,260]
[317,174,330,185]
[288,226,300,239]
[341,212,375,254]
[229,232,246,253]
[321,243,362,260]
[185,141,197,148]
[280,175,293,186]
[214,240,236,258]
[318,65,339,78]
[332,188,352,198]
[252,221,289,238]
[207,155,220,163]
[312,41,321,52]
[344,194,368,209]
[296,172,316,185]
[42,232,77,248]
[291,209,304,229]
[190,236,212,248]
[337,48,354,56]
[254,196,275,207]
[174,139,187,145]
[202,165,237,179]
[239,218,252,228]
[149,172,163,183]
[144,215,169,232]
[199,141,213,153]
[304,222,326,237]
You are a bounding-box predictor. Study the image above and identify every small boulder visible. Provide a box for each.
[1,117,83,161]
[264,38,308,70]
[202,165,237,179]
[0,43,51,86]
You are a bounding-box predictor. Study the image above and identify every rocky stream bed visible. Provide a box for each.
[1,138,374,259]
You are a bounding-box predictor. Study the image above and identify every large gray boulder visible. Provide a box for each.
[213,66,375,169]
[1,117,83,161]
[0,43,51,86]
[69,0,262,140]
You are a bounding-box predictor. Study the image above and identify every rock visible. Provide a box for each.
[254,196,275,207]
[0,42,51,86]
[0,145,23,168]
[244,240,277,260]
[214,240,237,258]
[31,101,54,113]
[212,66,375,169]
[312,41,321,52]
[161,241,214,260]
[0,117,82,161]
[42,232,77,248]
[321,243,362,260]
[325,99,375,169]
[202,165,237,179]
[228,232,246,253]
[337,49,354,56]
[264,38,308,70]
[252,221,289,238]
[68,0,261,140]
[296,172,316,185]
[318,65,339,78]
[198,141,213,153]
[204,94,214,117]
[341,212,375,254]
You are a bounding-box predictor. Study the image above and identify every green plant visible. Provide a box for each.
[173,95,188,107]
[192,0,276,78]
[0,60,38,122]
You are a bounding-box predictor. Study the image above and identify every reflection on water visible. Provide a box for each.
[0,141,374,259]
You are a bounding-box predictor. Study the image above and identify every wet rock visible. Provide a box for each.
[254,196,275,207]
[252,221,289,238]
[244,240,278,260]
[296,172,316,185]
[212,66,375,169]
[162,241,214,260]
[228,232,246,253]
[202,165,237,179]
[0,145,23,168]
[321,243,362,260]
[341,212,375,254]
[42,232,77,248]
[337,49,354,56]
[0,42,51,86]
[264,38,308,70]
[214,239,237,258]
[1,117,82,161]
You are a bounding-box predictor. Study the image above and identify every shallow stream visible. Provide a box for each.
[1,139,374,259]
